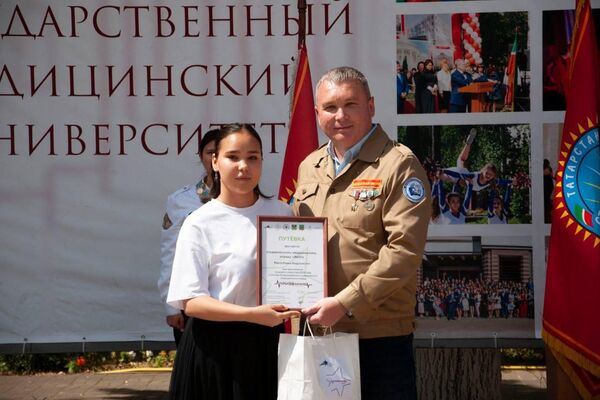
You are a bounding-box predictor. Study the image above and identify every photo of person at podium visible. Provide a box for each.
[449,59,472,113]
[396,11,530,114]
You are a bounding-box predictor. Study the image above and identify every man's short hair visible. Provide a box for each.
[316,66,371,98]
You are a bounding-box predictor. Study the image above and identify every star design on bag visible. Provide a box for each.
[326,367,351,397]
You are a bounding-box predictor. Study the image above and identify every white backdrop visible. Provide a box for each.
[1,0,593,345]
[0,0,395,344]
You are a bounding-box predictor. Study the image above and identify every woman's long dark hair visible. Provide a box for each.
[209,123,272,200]
[199,129,220,155]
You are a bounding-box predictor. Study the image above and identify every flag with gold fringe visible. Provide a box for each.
[278,44,319,203]
[543,1,600,399]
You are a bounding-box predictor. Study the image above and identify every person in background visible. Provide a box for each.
[449,59,473,113]
[465,62,475,76]
[432,181,472,225]
[158,129,220,346]
[293,66,431,400]
[437,129,498,192]
[471,64,486,81]
[471,64,500,112]
[414,61,425,113]
[486,65,504,112]
[487,180,513,224]
[436,59,452,113]
[167,124,299,400]
[397,62,410,114]
[419,59,438,113]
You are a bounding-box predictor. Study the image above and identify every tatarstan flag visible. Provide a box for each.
[278,44,319,203]
[543,1,600,399]
[503,33,517,110]
[575,203,594,228]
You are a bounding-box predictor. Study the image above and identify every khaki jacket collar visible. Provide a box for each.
[355,124,388,163]
[313,123,388,169]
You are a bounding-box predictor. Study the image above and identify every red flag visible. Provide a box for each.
[503,34,518,110]
[278,44,319,203]
[543,1,600,398]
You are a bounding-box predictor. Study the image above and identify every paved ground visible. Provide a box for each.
[0,368,546,399]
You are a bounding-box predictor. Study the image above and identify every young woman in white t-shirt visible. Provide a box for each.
[167,124,300,400]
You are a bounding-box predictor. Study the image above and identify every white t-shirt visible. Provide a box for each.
[436,210,465,225]
[167,197,292,310]
[158,183,203,316]
[436,69,451,92]
[488,213,508,224]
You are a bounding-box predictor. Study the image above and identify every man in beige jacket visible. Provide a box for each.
[293,66,431,399]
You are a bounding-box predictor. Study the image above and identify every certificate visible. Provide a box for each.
[257,216,327,309]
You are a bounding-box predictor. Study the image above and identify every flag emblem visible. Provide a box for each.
[555,123,600,244]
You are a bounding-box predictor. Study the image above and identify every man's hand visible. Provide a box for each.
[302,297,347,327]
[166,314,185,332]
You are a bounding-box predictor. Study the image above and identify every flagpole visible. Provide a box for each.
[298,0,307,48]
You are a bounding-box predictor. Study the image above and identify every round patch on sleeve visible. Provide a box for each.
[403,178,425,203]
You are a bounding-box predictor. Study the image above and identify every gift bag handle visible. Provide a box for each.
[302,316,333,339]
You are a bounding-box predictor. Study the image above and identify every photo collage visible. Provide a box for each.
[394,0,600,342]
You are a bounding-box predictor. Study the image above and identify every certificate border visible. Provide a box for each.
[256,215,328,309]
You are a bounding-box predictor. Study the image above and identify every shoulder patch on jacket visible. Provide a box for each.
[403,178,426,203]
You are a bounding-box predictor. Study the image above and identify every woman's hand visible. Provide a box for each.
[247,304,300,327]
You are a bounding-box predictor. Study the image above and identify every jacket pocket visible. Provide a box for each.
[294,182,319,202]
[293,182,320,216]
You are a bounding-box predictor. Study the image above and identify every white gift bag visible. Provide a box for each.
[277,322,361,400]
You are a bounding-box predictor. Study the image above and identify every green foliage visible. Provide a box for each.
[147,350,176,368]
[510,189,532,223]
[501,348,545,366]
[0,354,73,374]
[479,12,529,67]
[0,350,176,375]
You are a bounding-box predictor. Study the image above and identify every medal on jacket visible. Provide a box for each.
[364,189,376,211]
[351,190,360,212]
[349,188,379,211]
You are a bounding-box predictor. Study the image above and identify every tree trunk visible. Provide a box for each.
[416,348,501,400]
